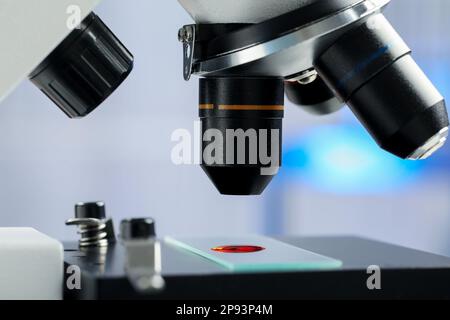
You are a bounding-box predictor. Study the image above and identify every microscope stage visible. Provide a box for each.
[64,236,450,300]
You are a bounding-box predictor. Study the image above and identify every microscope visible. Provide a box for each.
[177,0,449,195]
[1,0,450,300]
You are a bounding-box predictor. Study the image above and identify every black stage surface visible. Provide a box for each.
[64,236,450,300]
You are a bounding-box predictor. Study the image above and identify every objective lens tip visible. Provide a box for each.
[408,127,449,160]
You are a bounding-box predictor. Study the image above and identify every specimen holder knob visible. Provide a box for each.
[121,218,156,240]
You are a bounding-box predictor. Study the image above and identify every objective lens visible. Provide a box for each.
[30,13,134,118]
[199,77,284,195]
[285,76,344,115]
[315,14,449,159]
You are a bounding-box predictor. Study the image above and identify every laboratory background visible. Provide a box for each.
[1,0,449,256]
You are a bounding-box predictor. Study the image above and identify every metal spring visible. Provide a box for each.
[66,218,109,247]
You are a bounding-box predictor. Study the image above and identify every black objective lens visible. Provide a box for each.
[29,12,134,118]
[285,76,344,115]
[315,14,449,160]
[199,78,284,195]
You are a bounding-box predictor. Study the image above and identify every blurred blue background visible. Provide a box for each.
[1,0,450,256]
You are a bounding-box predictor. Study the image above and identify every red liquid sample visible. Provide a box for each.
[211,245,265,253]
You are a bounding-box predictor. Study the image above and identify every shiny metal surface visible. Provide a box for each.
[194,0,390,78]
[65,217,109,247]
[123,239,165,293]
[408,127,449,160]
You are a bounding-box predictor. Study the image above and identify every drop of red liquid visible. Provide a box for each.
[212,245,265,253]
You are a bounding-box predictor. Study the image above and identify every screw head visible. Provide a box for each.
[75,201,106,219]
[120,218,156,240]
